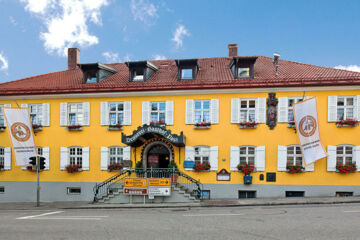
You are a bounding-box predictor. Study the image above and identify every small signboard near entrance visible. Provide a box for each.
[124,188,147,195]
[148,187,171,196]
[124,178,148,188]
[148,178,171,186]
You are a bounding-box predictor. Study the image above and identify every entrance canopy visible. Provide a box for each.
[121,125,185,147]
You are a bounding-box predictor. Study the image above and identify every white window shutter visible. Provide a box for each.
[185,100,194,124]
[355,146,360,172]
[210,99,219,124]
[209,146,218,171]
[43,147,50,170]
[124,101,132,125]
[255,146,265,171]
[327,145,337,171]
[100,147,109,170]
[60,103,68,126]
[40,103,50,126]
[278,97,288,123]
[231,99,240,123]
[4,147,11,170]
[82,147,90,170]
[165,101,174,125]
[82,102,90,126]
[123,146,131,161]
[277,145,287,171]
[21,104,28,108]
[356,96,360,120]
[142,101,151,125]
[60,147,68,170]
[185,146,195,162]
[328,96,337,122]
[230,146,240,171]
[100,102,109,126]
[255,98,266,123]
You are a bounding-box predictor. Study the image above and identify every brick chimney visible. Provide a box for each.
[228,44,238,57]
[68,48,80,70]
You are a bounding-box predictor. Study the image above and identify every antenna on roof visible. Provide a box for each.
[273,52,280,75]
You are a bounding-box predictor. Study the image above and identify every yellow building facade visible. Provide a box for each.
[1,46,360,202]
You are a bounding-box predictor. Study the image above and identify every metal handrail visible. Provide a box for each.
[93,168,203,202]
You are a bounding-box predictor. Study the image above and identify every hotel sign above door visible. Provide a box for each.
[122,125,186,147]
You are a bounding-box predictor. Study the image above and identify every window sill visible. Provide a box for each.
[336,123,359,128]
[32,126,43,132]
[67,126,83,131]
[149,123,166,128]
[0,127,6,132]
[107,126,123,131]
[239,125,257,129]
[194,125,211,129]
[287,123,296,128]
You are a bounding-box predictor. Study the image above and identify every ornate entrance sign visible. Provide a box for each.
[122,125,185,147]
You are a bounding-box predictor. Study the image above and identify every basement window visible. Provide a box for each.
[67,187,81,195]
[285,191,305,197]
[336,192,353,197]
[238,190,256,199]
[0,186,4,193]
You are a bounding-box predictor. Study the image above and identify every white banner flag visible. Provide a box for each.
[3,108,36,166]
[293,97,326,165]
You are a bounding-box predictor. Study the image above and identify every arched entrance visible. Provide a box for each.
[141,139,174,169]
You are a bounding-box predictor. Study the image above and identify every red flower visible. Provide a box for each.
[336,163,357,173]
[193,162,211,172]
[237,163,255,175]
[239,121,257,128]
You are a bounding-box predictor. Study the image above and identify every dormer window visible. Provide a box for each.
[126,61,158,82]
[229,57,257,79]
[79,63,117,84]
[176,59,198,80]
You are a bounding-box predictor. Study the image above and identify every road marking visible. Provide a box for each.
[32,217,103,220]
[344,210,360,213]
[184,213,245,217]
[17,211,64,219]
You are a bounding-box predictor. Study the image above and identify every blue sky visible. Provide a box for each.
[0,0,360,83]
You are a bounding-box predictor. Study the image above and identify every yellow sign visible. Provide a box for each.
[124,178,148,188]
[148,178,171,186]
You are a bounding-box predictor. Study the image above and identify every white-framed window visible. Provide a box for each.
[287,145,302,166]
[0,147,11,170]
[100,146,131,170]
[36,146,43,156]
[151,102,166,123]
[60,102,90,126]
[194,146,210,165]
[109,146,124,165]
[231,98,266,124]
[287,98,303,122]
[142,101,174,125]
[239,146,255,165]
[230,146,265,171]
[69,147,82,166]
[22,146,49,171]
[68,103,83,125]
[109,102,124,125]
[240,99,256,122]
[185,99,219,125]
[29,104,43,125]
[0,104,11,127]
[278,97,308,123]
[328,96,360,122]
[336,145,353,165]
[337,97,354,120]
[0,147,4,168]
[194,100,210,123]
[60,146,89,170]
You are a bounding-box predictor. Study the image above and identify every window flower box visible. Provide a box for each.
[237,163,255,176]
[67,125,83,131]
[32,124,43,132]
[193,162,211,172]
[108,162,123,172]
[286,165,304,173]
[65,164,82,173]
[287,121,296,128]
[108,123,123,131]
[336,119,359,128]
[336,163,357,173]
[150,120,166,128]
[239,121,257,129]
[194,122,211,129]
[0,126,6,132]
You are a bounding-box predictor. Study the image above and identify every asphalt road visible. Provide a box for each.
[1,203,360,240]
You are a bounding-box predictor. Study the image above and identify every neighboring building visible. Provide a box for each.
[1,45,360,202]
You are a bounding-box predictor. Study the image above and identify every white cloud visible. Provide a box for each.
[20,0,109,56]
[152,54,166,60]
[172,24,190,49]
[335,65,360,72]
[102,51,120,62]
[0,52,9,73]
[130,0,158,25]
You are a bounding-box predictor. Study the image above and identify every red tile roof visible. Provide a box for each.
[1,56,360,96]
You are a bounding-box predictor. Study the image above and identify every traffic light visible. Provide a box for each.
[39,157,46,170]
[29,156,37,166]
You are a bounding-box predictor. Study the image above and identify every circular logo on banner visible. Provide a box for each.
[11,122,31,142]
[299,116,317,137]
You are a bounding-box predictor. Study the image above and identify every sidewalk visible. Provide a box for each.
[2,196,360,210]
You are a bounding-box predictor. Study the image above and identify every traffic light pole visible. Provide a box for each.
[36,156,40,207]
